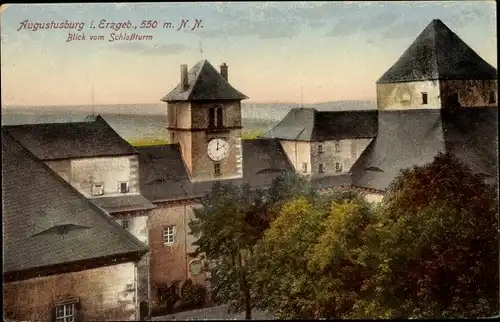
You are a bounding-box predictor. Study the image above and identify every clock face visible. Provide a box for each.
[207,138,230,161]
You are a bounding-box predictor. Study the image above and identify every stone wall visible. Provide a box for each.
[3,262,138,322]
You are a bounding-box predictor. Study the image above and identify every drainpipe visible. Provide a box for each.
[184,201,188,281]
[135,262,139,320]
[146,215,152,319]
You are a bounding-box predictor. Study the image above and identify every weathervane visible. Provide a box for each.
[199,40,204,60]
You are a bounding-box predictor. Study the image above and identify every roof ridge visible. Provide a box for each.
[431,19,440,79]
[187,60,209,100]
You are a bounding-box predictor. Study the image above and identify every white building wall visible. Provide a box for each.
[279,140,312,175]
[311,138,372,177]
[377,80,441,110]
[70,155,139,199]
[117,215,149,245]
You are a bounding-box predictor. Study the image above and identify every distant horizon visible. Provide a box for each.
[1,99,378,108]
[1,2,496,106]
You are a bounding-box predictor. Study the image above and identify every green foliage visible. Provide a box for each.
[353,153,499,319]
[241,130,265,140]
[188,173,316,318]
[250,194,375,319]
[190,154,498,319]
[156,281,181,314]
[179,279,207,310]
[127,137,169,147]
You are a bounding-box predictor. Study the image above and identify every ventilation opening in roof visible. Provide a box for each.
[365,166,384,172]
[31,224,91,237]
[256,168,284,174]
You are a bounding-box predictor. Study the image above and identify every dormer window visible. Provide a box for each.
[91,183,104,196]
[421,92,428,105]
[209,106,223,128]
[489,91,496,104]
[119,182,129,194]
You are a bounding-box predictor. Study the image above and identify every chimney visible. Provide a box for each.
[180,64,188,91]
[220,63,228,82]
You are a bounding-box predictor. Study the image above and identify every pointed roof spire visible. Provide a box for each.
[161,60,248,102]
[377,19,497,84]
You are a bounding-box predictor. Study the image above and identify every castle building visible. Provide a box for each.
[1,18,497,318]
[265,19,498,201]
[2,131,148,321]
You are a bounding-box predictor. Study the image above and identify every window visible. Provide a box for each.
[209,106,223,128]
[421,92,428,105]
[335,143,341,153]
[216,107,223,128]
[209,107,215,128]
[318,144,324,154]
[163,226,176,245]
[119,182,129,194]
[214,163,221,176]
[91,183,104,196]
[335,162,343,173]
[55,302,76,322]
[402,92,411,102]
[302,162,308,173]
[319,164,325,173]
[489,91,496,104]
[121,219,130,230]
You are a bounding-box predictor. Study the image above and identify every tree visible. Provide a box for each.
[353,153,499,318]
[189,182,255,319]
[189,172,314,319]
[250,192,375,319]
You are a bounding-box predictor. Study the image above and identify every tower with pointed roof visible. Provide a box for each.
[377,19,497,111]
[161,60,248,182]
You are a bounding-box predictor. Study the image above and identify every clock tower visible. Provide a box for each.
[161,60,248,182]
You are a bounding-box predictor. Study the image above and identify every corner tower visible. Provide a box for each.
[161,60,248,182]
[377,19,497,110]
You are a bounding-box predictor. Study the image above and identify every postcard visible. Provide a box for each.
[1,2,498,321]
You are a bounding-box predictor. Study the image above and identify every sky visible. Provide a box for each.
[0,1,497,106]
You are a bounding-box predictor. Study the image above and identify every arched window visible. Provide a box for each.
[209,106,223,128]
[209,107,215,128]
[216,106,223,128]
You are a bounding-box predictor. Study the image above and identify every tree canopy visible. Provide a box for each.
[190,154,499,319]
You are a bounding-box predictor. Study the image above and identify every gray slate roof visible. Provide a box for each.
[138,139,294,202]
[351,108,498,191]
[161,60,248,102]
[263,108,378,141]
[2,115,137,160]
[90,194,156,213]
[2,132,148,275]
[377,19,497,84]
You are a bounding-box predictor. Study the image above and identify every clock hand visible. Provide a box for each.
[216,140,219,151]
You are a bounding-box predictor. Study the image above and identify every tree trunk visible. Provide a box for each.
[237,250,252,320]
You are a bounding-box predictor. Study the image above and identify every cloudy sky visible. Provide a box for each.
[0,1,497,106]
